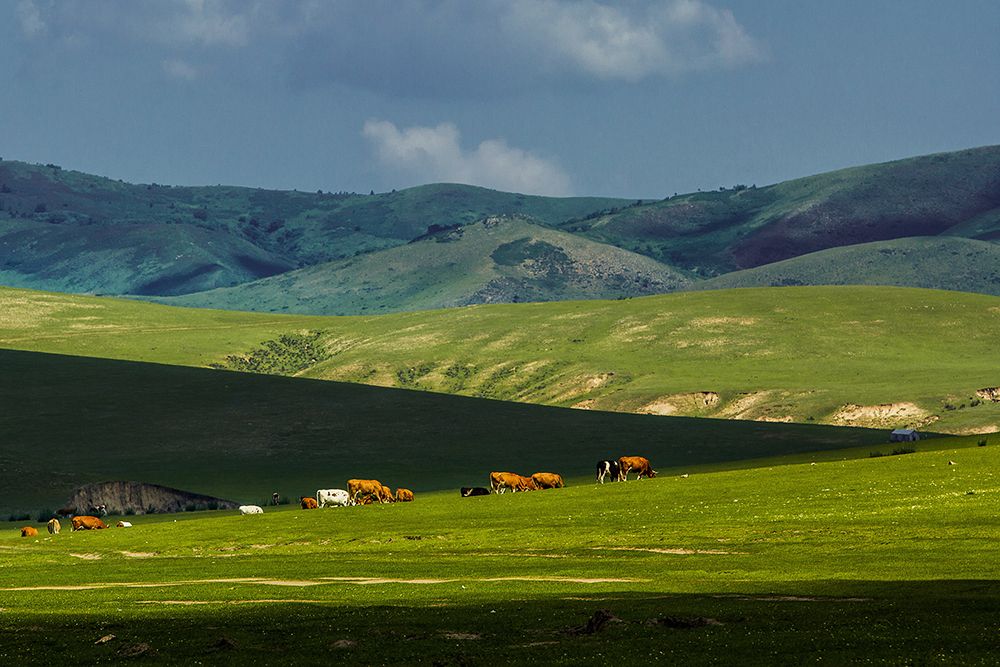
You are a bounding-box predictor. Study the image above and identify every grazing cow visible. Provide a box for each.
[300,497,319,510]
[348,479,389,505]
[316,489,351,508]
[531,472,565,490]
[596,459,622,484]
[238,505,264,515]
[20,526,38,537]
[618,456,657,481]
[489,472,536,494]
[377,483,395,504]
[460,487,490,497]
[395,488,414,502]
[47,518,61,534]
[71,516,108,531]
[116,521,133,528]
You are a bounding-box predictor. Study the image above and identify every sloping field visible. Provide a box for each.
[0,347,891,514]
[2,443,997,664]
[1,285,998,434]
[697,236,1000,296]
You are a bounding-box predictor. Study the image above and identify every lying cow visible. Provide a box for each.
[596,459,622,484]
[239,505,264,515]
[20,526,38,537]
[618,456,657,481]
[489,471,536,494]
[71,516,108,530]
[317,489,351,508]
[300,496,319,510]
[47,518,61,534]
[460,487,490,497]
[531,472,564,490]
[395,488,414,502]
[116,521,133,528]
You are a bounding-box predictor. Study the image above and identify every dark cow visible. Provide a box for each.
[596,459,621,484]
[460,487,490,497]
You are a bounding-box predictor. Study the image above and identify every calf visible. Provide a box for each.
[47,518,61,534]
[71,516,108,530]
[618,456,657,481]
[460,487,490,497]
[238,505,264,515]
[20,526,38,537]
[395,488,414,502]
[596,459,621,484]
[300,497,319,510]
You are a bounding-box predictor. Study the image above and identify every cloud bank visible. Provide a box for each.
[363,120,572,196]
[14,1,764,93]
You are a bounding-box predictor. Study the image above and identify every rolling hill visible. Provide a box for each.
[156,215,693,314]
[696,236,1000,295]
[0,159,626,295]
[3,146,1000,313]
[2,285,998,435]
[563,144,1000,276]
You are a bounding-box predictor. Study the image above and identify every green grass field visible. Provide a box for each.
[2,443,996,664]
[3,285,998,434]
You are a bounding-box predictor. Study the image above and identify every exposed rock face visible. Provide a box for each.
[66,481,239,515]
[976,387,1000,402]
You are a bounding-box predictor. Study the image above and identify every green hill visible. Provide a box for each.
[565,145,1000,276]
[1,285,998,435]
[695,236,1000,295]
[0,160,625,295]
[0,347,893,514]
[157,216,693,314]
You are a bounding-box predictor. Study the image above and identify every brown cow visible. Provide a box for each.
[300,497,319,510]
[71,516,108,531]
[348,479,391,505]
[376,483,395,504]
[20,526,38,537]
[618,456,657,481]
[395,488,414,502]
[47,518,61,534]
[531,472,564,490]
[489,472,536,494]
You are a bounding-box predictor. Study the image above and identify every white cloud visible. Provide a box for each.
[16,0,47,39]
[506,0,764,79]
[363,120,572,197]
[162,58,200,81]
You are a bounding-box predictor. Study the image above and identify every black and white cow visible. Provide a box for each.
[596,460,622,484]
[460,487,490,497]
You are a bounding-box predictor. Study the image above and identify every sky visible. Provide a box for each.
[1,0,998,198]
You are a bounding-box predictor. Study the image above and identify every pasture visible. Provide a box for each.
[1,285,1000,433]
[2,444,997,664]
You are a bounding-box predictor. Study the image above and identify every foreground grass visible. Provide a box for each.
[2,445,997,664]
[1,285,999,432]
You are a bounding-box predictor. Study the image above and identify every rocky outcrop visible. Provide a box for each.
[66,481,239,515]
[976,387,1000,402]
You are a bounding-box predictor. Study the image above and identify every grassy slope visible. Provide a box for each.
[695,236,1000,296]
[1,285,998,435]
[567,145,1000,276]
[0,347,893,514]
[1,443,997,664]
[0,160,625,294]
[157,216,693,315]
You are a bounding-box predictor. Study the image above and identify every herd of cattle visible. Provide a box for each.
[16,456,656,534]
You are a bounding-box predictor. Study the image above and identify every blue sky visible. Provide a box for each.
[1,1,998,197]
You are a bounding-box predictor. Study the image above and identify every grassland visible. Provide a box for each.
[3,284,997,434]
[2,442,996,664]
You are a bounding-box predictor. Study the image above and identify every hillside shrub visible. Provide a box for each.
[978,439,988,447]
[891,447,916,456]
[220,332,329,375]
[35,508,54,522]
[7,513,30,522]
[869,451,886,458]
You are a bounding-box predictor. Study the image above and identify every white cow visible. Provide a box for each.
[317,489,352,508]
[239,505,264,515]
[116,521,133,528]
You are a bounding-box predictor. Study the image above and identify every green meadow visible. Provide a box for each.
[2,443,997,664]
[2,284,999,433]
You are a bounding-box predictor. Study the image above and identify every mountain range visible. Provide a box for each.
[1,145,999,313]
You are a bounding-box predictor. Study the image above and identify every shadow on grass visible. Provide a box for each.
[1,580,997,665]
